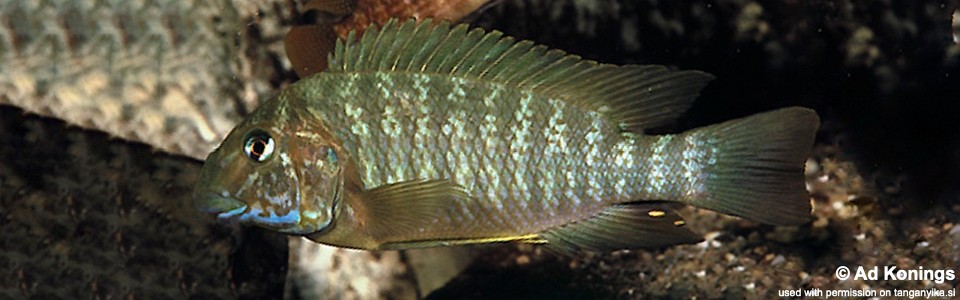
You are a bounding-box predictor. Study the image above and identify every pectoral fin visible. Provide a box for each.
[361,179,471,240]
[541,203,702,252]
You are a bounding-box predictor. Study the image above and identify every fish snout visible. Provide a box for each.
[195,192,248,219]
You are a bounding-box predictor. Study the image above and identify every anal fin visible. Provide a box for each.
[540,203,702,252]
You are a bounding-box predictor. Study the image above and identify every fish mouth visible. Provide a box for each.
[196,192,248,219]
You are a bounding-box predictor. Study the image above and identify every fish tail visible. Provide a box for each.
[678,107,819,225]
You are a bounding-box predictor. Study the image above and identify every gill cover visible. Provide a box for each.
[275,105,345,235]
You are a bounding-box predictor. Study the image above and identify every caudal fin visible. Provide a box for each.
[685,107,819,225]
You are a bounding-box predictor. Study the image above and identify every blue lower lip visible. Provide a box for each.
[217,205,248,219]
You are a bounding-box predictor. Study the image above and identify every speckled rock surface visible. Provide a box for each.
[0,0,245,159]
[286,237,419,299]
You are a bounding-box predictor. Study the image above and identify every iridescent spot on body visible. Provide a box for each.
[510,91,535,211]
[380,105,404,182]
[344,103,369,136]
[612,138,637,197]
[540,98,569,212]
[681,133,708,198]
[479,85,503,209]
[447,110,473,190]
[381,106,401,137]
[646,135,673,195]
[343,101,376,184]
[376,72,394,99]
[584,116,605,202]
[337,73,360,98]
[415,101,435,179]
[448,77,467,103]
[413,74,431,100]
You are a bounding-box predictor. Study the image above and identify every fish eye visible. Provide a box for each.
[243,129,275,162]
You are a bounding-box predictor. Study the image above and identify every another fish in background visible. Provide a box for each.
[285,0,493,77]
[196,19,819,252]
[953,9,959,45]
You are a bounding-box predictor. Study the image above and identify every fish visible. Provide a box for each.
[954,9,959,45]
[194,18,820,252]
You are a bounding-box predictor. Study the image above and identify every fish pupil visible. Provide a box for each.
[252,141,265,156]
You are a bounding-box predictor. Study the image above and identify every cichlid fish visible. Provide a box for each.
[194,19,819,252]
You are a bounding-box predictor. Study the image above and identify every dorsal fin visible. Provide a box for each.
[328,18,715,131]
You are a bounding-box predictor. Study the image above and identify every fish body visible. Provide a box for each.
[195,19,819,252]
[305,72,663,245]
